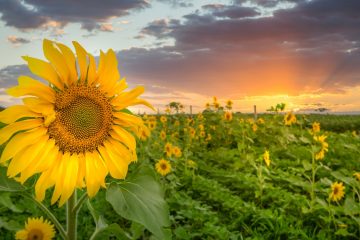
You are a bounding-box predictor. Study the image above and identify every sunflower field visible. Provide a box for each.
[1,101,360,239]
[0,40,360,240]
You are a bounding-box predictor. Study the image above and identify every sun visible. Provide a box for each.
[0,39,153,206]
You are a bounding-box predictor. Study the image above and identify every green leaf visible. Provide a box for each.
[87,200,130,240]
[344,197,360,215]
[0,167,25,192]
[106,169,171,239]
[0,217,22,231]
[0,192,23,212]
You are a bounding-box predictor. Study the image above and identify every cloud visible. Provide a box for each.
[7,35,31,45]
[157,0,193,8]
[0,0,149,31]
[130,0,360,97]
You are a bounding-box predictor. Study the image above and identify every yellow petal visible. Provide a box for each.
[106,138,133,163]
[18,139,57,183]
[0,127,47,163]
[23,97,54,116]
[113,112,143,126]
[22,56,63,90]
[99,145,128,179]
[51,152,68,205]
[98,49,119,96]
[112,86,145,105]
[0,119,43,145]
[73,41,88,82]
[7,76,55,103]
[43,39,70,86]
[87,53,97,85]
[110,125,136,151]
[0,105,40,124]
[85,152,100,197]
[96,50,106,79]
[7,135,48,178]
[35,154,59,202]
[114,98,155,111]
[55,42,78,85]
[59,153,79,206]
[76,153,86,188]
[92,152,108,188]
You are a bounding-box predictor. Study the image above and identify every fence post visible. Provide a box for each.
[190,105,193,115]
[254,105,257,120]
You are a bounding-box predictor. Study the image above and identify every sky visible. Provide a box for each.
[0,0,359,113]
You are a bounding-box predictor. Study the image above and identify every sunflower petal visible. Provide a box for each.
[55,42,78,84]
[7,76,55,103]
[0,119,43,145]
[0,105,40,124]
[85,152,101,198]
[99,145,128,179]
[43,39,70,86]
[19,139,57,183]
[73,41,88,82]
[87,53,97,85]
[7,135,48,178]
[0,127,47,163]
[110,125,136,151]
[22,56,63,90]
[59,153,79,206]
[51,152,69,205]
[98,49,119,96]
[23,97,54,116]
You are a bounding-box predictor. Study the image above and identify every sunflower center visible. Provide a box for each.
[28,229,44,240]
[160,163,168,170]
[333,187,339,195]
[48,85,113,154]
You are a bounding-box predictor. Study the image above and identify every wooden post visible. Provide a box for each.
[157,108,160,115]
[190,105,193,115]
[254,105,257,120]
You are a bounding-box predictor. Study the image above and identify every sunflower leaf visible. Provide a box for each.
[0,167,25,192]
[106,169,171,240]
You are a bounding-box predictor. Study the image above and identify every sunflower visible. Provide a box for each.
[0,39,153,206]
[252,123,258,132]
[263,150,270,167]
[159,130,166,140]
[224,111,233,121]
[226,100,233,110]
[284,112,296,126]
[155,159,171,176]
[312,122,320,134]
[330,182,345,202]
[314,134,328,160]
[164,142,173,157]
[16,217,55,240]
[205,102,211,109]
[353,172,360,181]
[257,118,265,124]
[172,146,182,158]
[160,115,167,124]
[206,133,212,141]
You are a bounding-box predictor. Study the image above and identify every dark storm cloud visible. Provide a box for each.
[0,0,149,30]
[131,0,360,95]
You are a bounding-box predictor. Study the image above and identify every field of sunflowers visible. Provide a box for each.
[0,40,359,240]
[1,97,360,239]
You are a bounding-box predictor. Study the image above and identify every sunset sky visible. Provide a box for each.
[0,0,359,113]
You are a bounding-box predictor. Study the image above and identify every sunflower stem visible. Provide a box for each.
[66,191,77,240]
[72,191,88,213]
[20,192,68,240]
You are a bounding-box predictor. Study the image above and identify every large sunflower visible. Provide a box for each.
[0,39,153,206]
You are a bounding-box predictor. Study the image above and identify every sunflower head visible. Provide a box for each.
[155,159,171,176]
[224,111,233,121]
[330,182,345,202]
[284,112,296,126]
[16,217,55,240]
[172,146,182,158]
[160,116,167,123]
[164,142,173,157]
[0,39,153,206]
[160,130,166,140]
[312,121,321,134]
